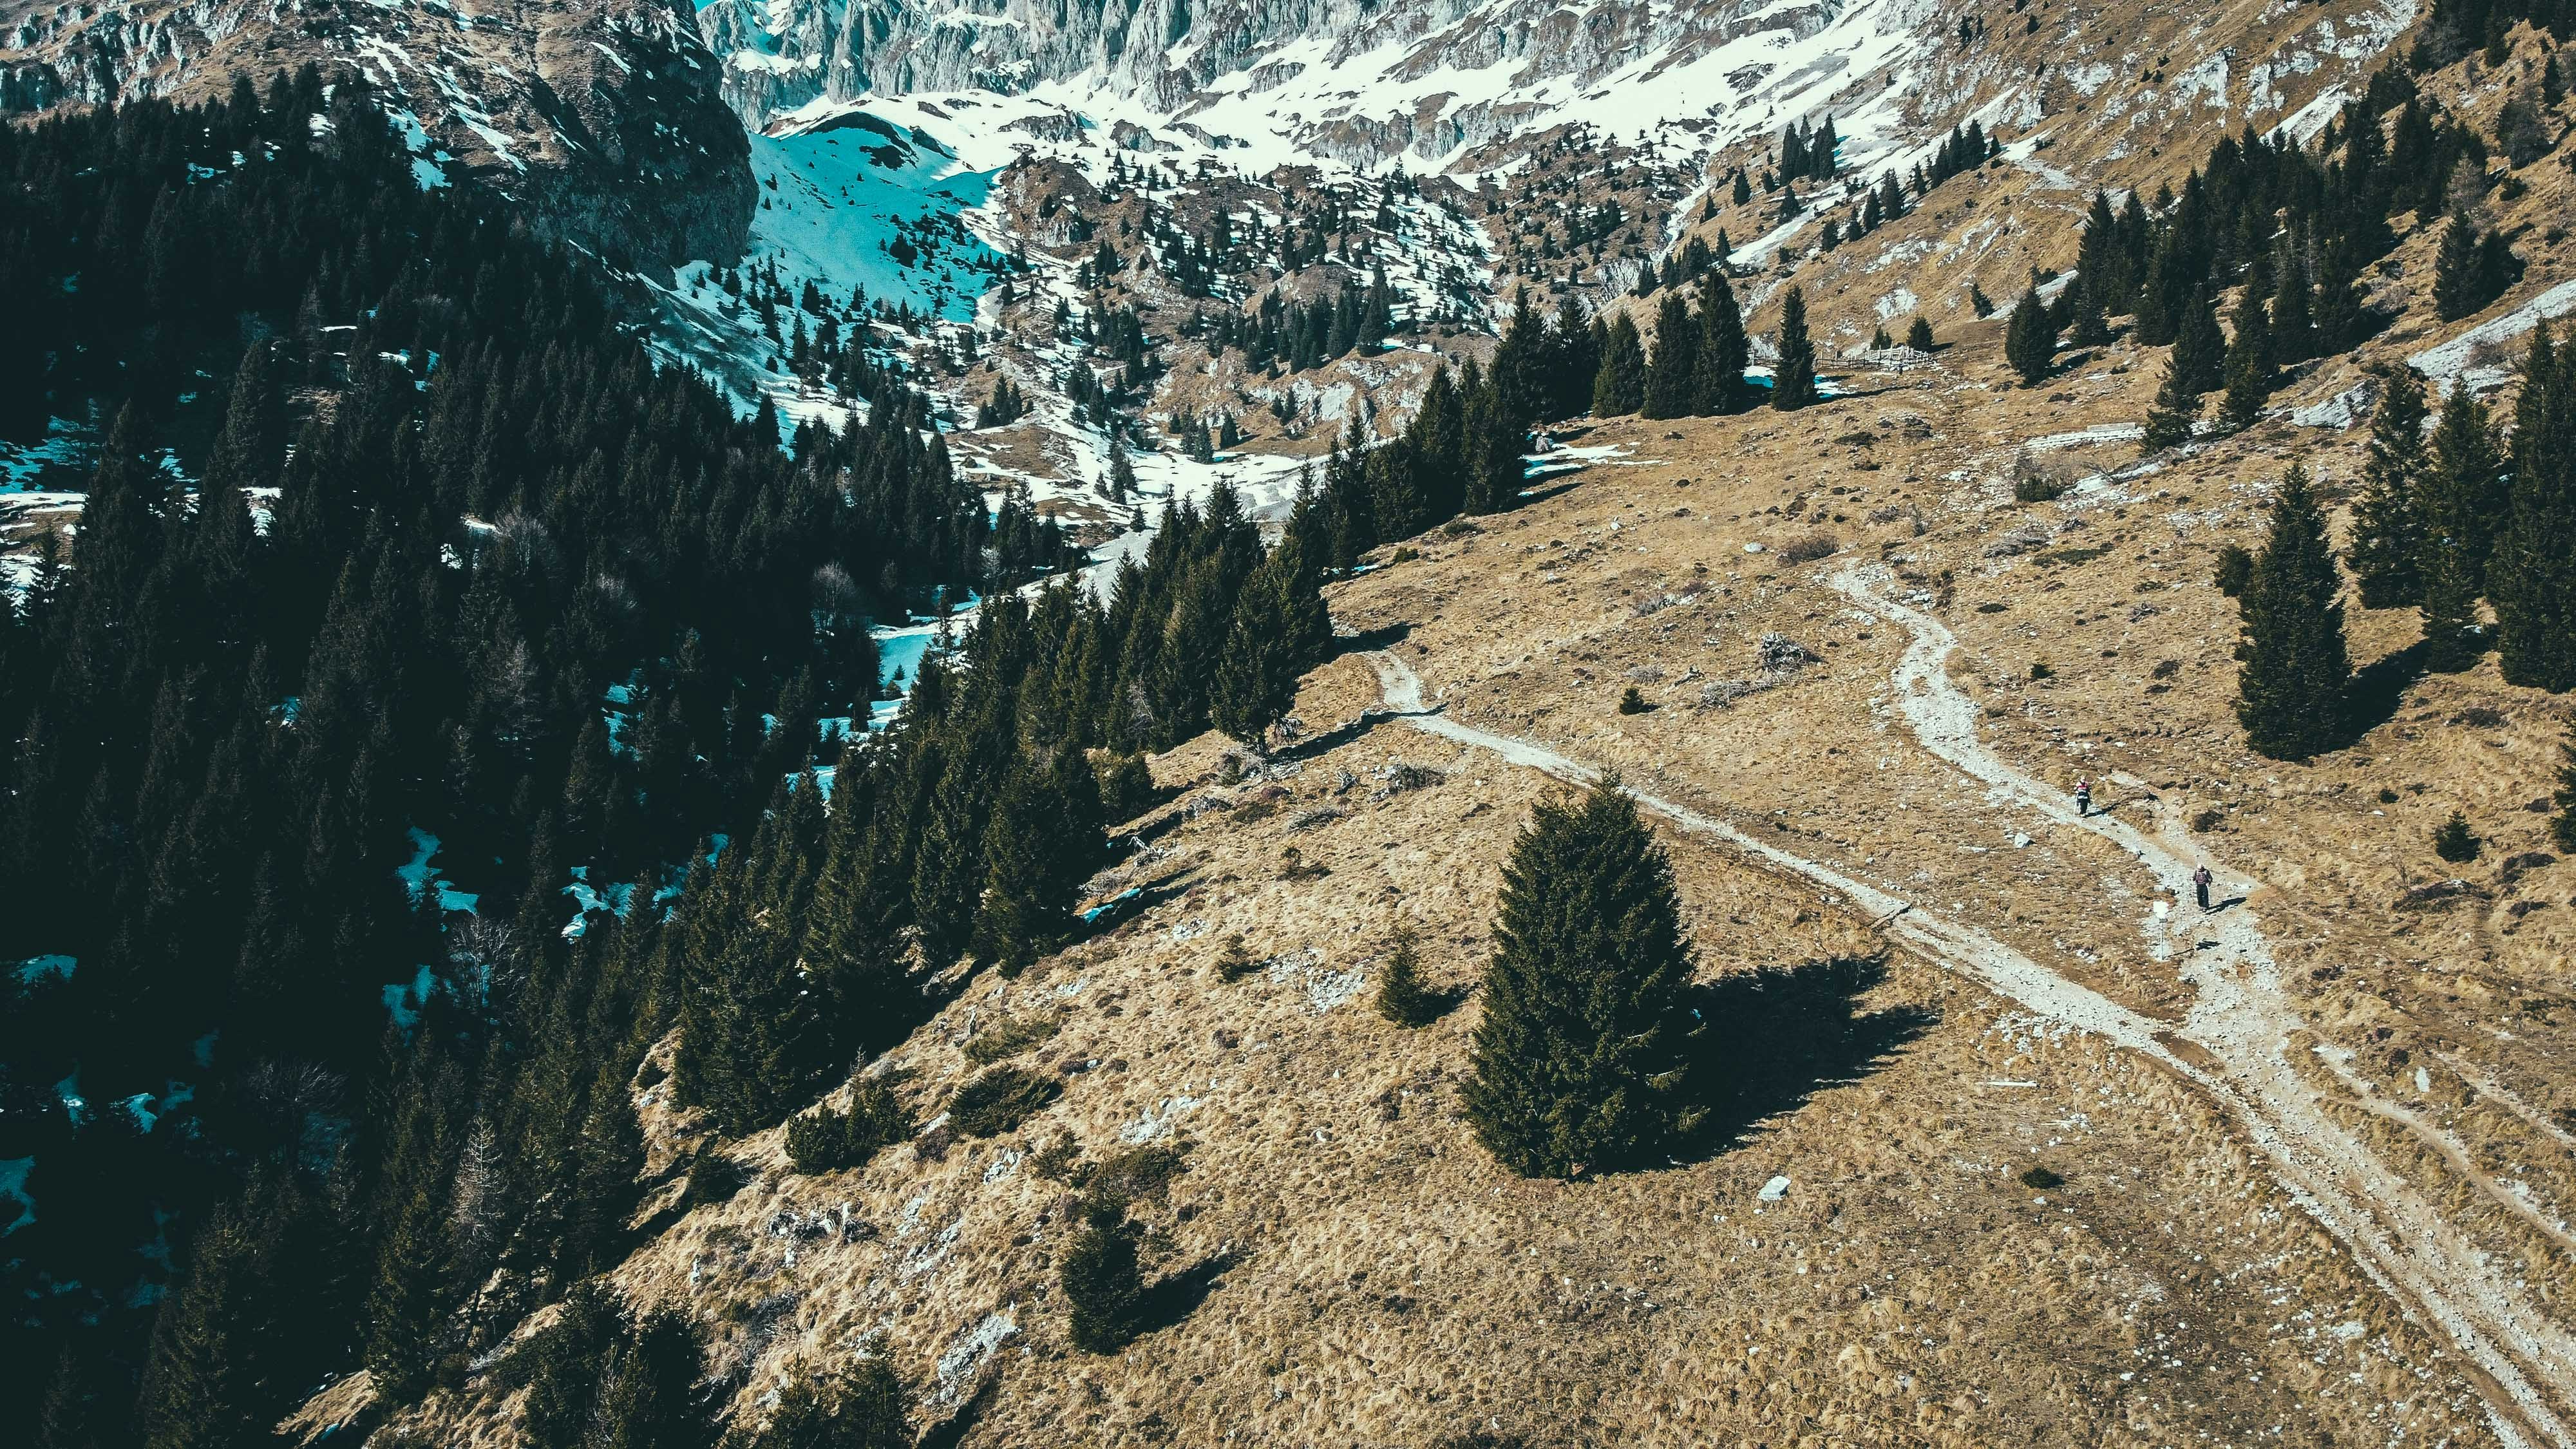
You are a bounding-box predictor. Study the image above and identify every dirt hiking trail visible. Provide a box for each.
[1366,558,2576,1447]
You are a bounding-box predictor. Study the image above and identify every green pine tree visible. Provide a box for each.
[971,766,1076,974]
[2139,346,2201,453]
[2431,214,2491,322]
[1905,316,1935,351]
[1375,926,1437,1028]
[137,1191,278,1449]
[1689,273,1750,415]
[1590,313,1647,415]
[2432,810,2481,863]
[1062,1195,1148,1353]
[1463,778,1695,1177]
[2217,286,2275,432]
[2003,287,2057,386]
[2270,233,2315,364]
[2550,725,2576,853]
[2417,388,2504,672]
[2346,366,2430,609]
[2496,322,2576,690]
[747,1361,911,1449]
[1211,538,1318,747]
[2170,285,2227,395]
[520,1285,621,1449]
[2426,384,2508,585]
[590,1311,715,1449]
[1771,287,1819,412]
[1641,292,1697,419]
[2234,464,2353,760]
[1463,374,1523,515]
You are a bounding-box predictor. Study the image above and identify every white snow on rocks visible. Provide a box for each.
[2409,279,2576,398]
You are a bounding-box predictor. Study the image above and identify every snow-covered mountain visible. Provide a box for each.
[696,0,1908,166]
[0,0,753,272]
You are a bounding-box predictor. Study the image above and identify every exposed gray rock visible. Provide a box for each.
[693,0,1847,162]
[1,0,753,275]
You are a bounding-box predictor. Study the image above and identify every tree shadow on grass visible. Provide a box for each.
[1329,620,1412,658]
[2332,636,2438,753]
[1674,953,1935,1159]
[1134,1247,1240,1337]
[1271,709,1396,763]
[916,1372,1000,1449]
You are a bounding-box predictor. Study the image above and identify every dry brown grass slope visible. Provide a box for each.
[364,25,2576,1449]
[390,343,2550,1448]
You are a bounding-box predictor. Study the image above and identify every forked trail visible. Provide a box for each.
[1361,559,2576,1446]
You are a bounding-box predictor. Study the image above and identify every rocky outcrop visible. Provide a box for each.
[1,0,753,274]
[694,0,1850,161]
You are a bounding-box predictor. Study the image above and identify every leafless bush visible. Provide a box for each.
[2009,451,2079,503]
[1369,762,1445,800]
[1985,522,2053,558]
[1757,632,1819,671]
[1778,533,1839,564]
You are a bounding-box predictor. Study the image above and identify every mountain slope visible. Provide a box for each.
[0,0,753,270]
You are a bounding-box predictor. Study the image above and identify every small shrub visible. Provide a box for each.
[1376,927,1439,1028]
[2190,808,2224,833]
[2378,787,2401,804]
[965,1015,1062,1067]
[2150,659,2181,679]
[1088,1140,1193,1204]
[947,1066,1062,1137]
[2029,661,2054,680]
[2019,1164,2065,1190]
[749,1360,909,1449]
[1616,685,1649,715]
[1975,601,2009,614]
[1390,545,1422,564]
[1062,1197,1148,1354]
[2213,544,2254,597]
[786,1075,914,1174]
[1756,632,1817,672]
[2434,810,2481,864]
[1097,752,1158,820]
[1278,846,1329,880]
[1214,933,1260,981]
[1029,1133,1083,1181]
[2011,462,2072,504]
[1778,533,1839,564]
[683,1151,747,1208]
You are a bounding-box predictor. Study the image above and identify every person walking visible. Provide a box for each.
[2072,777,2091,818]
[2192,864,2214,913]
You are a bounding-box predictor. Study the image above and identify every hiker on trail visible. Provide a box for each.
[2192,865,2214,913]
[2072,777,2091,817]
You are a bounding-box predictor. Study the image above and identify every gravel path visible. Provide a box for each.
[1367,572,2576,1446]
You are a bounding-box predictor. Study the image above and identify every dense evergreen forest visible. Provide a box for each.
[0,65,1528,1445]
[0,68,1118,1445]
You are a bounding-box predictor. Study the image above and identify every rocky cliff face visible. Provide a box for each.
[0,0,753,274]
[694,0,1851,160]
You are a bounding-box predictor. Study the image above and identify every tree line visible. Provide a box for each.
[2235,325,2576,762]
[0,72,1005,1444]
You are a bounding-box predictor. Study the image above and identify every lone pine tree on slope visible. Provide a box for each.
[2235,463,2351,761]
[1465,777,1696,1177]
